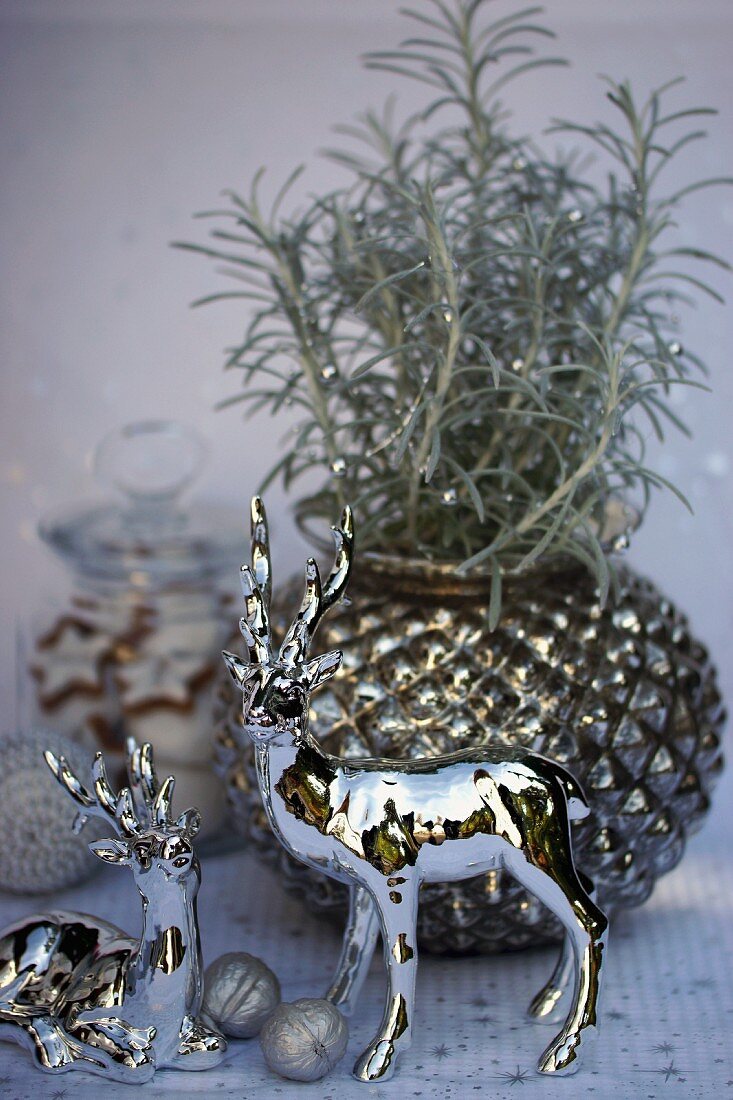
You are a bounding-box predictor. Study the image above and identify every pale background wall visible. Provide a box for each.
[0,0,731,816]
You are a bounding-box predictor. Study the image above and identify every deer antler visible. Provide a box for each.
[45,739,181,838]
[250,494,272,612]
[237,496,274,665]
[279,505,354,666]
[126,739,176,827]
[44,747,143,838]
[127,739,159,820]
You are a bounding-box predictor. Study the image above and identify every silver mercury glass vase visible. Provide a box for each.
[214,553,725,954]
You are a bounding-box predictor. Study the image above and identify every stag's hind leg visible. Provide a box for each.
[63,1011,156,1082]
[326,884,380,1017]
[504,846,607,1075]
[352,876,419,1083]
[0,1015,154,1082]
[527,933,574,1022]
[527,870,597,1024]
[0,1017,82,1073]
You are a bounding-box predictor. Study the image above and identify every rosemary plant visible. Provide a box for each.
[180,0,730,618]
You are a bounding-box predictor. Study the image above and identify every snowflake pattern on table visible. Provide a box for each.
[495,1065,533,1086]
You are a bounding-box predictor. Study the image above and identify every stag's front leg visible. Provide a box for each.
[352,876,419,1083]
[175,1015,227,1070]
[326,884,380,1016]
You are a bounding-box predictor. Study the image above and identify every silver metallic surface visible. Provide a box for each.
[202,952,280,1038]
[259,997,349,1082]
[0,740,226,1082]
[224,498,608,1082]
[216,551,725,954]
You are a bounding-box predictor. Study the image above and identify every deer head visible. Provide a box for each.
[223,496,353,742]
[44,739,202,884]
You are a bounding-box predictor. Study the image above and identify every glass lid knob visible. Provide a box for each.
[93,420,207,509]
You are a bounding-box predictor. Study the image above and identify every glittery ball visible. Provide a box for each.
[0,729,99,894]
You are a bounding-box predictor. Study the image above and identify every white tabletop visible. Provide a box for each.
[0,778,731,1100]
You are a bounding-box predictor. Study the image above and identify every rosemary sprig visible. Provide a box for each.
[178,0,730,625]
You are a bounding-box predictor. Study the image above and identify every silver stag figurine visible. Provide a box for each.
[224,497,608,1083]
[0,740,226,1082]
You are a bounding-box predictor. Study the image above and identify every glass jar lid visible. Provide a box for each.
[39,420,244,590]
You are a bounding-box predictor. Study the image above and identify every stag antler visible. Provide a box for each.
[236,496,274,665]
[45,746,143,838]
[230,497,354,670]
[279,505,354,667]
[126,739,177,827]
[44,740,187,838]
[250,494,272,611]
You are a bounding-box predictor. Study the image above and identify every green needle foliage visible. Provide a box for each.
[179,0,731,617]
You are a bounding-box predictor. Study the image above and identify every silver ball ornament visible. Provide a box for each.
[0,729,99,894]
[202,952,281,1038]
[259,998,349,1082]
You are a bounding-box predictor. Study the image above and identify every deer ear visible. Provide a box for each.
[305,650,342,689]
[88,839,131,865]
[176,808,202,837]
[222,650,257,688]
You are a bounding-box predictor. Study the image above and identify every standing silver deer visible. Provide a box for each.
[224,497,608,1083]
[0,740,226,1082]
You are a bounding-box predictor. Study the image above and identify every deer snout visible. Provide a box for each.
[258,673,303,726]
[269,681,306,722]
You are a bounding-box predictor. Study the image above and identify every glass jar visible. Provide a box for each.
[29,420,242,838]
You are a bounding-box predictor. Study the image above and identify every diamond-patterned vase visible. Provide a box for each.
[214,556,725,954]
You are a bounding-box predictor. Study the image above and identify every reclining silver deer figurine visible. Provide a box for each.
[224,497,608,1083]
[0,739,226,1082]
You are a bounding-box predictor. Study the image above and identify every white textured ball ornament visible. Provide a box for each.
[202,952,281,1038]
[0,730,99,894]
[259,998,349,1082]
